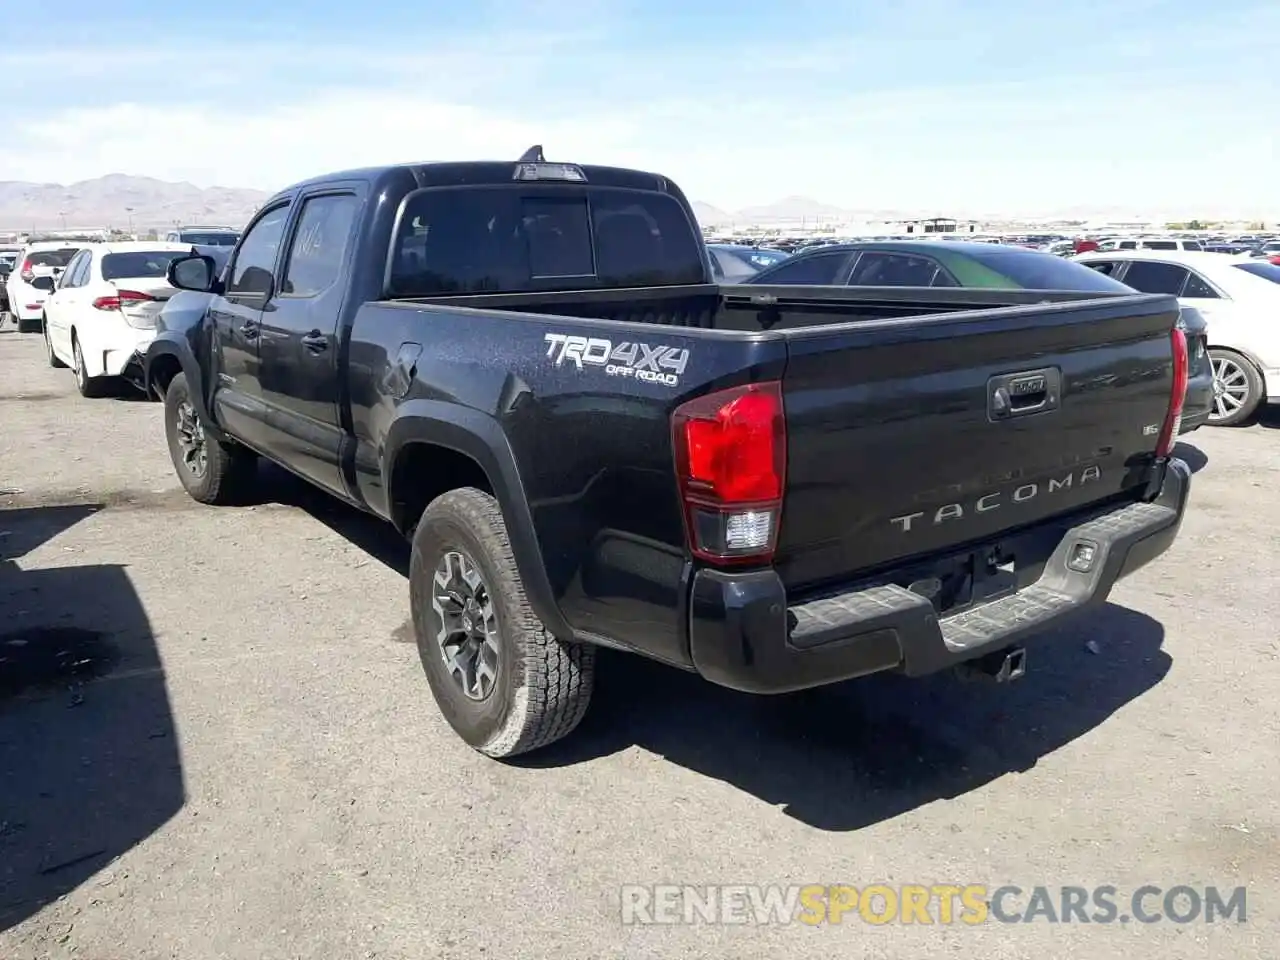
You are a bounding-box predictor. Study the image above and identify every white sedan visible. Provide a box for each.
[1074,250,1280,426]
[41,242,196,397]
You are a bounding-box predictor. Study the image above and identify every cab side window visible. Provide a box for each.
[279,194,359,298]
[227,204,291,298]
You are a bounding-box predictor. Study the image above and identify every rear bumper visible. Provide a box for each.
[687,457,1191,694]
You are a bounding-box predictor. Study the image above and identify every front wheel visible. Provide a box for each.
[163,372,257,504]
[409,487,595,758]
[1208,348,1263,427]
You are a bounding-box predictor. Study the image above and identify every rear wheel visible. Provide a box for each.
[1208,348,1263,427]
[72,335,109,398]
[409,487,595,758]
[163,372,257,504]
[44,317,65,368]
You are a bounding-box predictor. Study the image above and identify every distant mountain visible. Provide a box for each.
[2,175,1270,234]
[0,174,269,232]
[690,201,733,227]
[733,196,853,222]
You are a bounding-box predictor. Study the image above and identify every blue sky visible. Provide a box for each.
[2,0,1276,216]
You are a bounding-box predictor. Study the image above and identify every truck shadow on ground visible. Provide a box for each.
[0,505,182,933]
[253,463,1172,832]
[539,604,1170,831]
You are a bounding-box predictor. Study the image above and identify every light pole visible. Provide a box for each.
[125,207,134,236]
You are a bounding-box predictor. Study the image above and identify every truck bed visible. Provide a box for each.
[353,283,1181,663]
[397,281,1126,332]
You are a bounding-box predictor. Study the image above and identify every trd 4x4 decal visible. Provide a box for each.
[543,333,690,387]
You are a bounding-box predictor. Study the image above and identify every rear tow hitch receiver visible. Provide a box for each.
[955,646,1027,684]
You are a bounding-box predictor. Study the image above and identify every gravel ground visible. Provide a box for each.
[1,325,1278,960]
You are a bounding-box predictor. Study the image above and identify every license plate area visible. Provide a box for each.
[907,546,1019,617]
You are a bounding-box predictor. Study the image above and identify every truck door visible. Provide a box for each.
[209,201,292,450]
[253,187,363,496]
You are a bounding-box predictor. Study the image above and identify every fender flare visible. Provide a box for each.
[142,334,227,441]
[384,401,574,642]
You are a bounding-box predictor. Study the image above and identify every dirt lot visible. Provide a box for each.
[1,326,1278,959]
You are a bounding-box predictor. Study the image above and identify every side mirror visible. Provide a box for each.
[167,253,217,292]
[31,275,56,292]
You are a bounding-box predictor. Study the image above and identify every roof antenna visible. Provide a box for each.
[517,144,545,162]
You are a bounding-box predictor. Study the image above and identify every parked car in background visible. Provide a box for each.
[0,247,19,315]
[1203,239,1258,255]
[1074,250,1280,426]
[4,241,84,332]
[163,225,240,246]
[1247,239,1280,263]
[743,240,1132,292]
[706,243,790,281]
[743,239,1210,434]
[1096,237,1205,252]
[40,241,196,397]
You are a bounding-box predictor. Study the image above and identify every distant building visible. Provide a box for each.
[900,217,978,235]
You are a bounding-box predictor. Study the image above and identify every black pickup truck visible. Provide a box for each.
[144,147,1192,758]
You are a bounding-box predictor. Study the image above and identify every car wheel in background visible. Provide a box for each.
[163,372,257,504]
[44,317,66,368]
[409,487,595,758]
[72,335,109,398]
[1208,348,1263,427]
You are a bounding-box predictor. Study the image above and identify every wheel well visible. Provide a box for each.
[1207,345,1264,373]
[148,354,183,399]
[389,443,494,537]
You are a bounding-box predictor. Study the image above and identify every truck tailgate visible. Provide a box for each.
[775,293,1181,593]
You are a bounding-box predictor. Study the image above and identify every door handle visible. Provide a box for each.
[240,319,259,339]
[301,331,328,352]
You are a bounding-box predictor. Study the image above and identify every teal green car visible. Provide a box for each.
[744,239,1134,292]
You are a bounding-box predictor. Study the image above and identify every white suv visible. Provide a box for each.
[4,241,83,333]
[1097,237,1205,253]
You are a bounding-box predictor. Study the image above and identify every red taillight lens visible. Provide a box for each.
[672,381,786,565]
[92,290,154,311]
[19,258,34,283]
[1155,326,1188,458]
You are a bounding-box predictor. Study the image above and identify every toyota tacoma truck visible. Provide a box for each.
[143,147,1192,758]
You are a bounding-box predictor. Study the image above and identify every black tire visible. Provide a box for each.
[1208,348,1263,427]
[71,334,109,398]
[44,317,66,368]
[163,372,256,504]
[410,487,595,758]
[16,316,40,334]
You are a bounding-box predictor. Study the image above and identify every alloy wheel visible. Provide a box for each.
[431,549,500,701]
[173,399,209,479]
[1210,355,1250,423]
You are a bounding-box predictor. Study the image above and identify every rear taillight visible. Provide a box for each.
[1155,326,1188,458]
[672,381,786,565]
[92,289,155,311]
[19,258,34,283]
